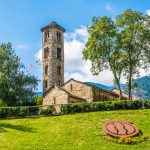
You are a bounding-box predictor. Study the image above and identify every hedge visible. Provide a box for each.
[61,100,146,114]
[0,100,150,118]
[0,106,54,118]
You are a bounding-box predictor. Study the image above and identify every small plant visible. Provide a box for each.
[103,135,149,144]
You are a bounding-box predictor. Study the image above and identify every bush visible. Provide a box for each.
[0,107,7,118]
[61,100,145,114]
[40,106,54,115]
[0,107,29,118]
[0,100,149,118]
[144,100,150,109]
[34,96,43,105]
[18,107,29,117]
[29,106,39,116]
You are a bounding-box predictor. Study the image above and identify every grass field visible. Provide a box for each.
[0,109,150,150]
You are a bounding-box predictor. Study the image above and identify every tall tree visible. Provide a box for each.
[83,16,124,99]
[116,9,150,99]
[0,43,38,106]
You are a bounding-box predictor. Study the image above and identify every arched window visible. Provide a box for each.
[53,97,56,105]
[45,65,48,75]
[57,48,61,60]
[44,47,49,59]
[44,30,49,42]
[57,66,61,75]
[70,84,73,91]
[45,80,48,88]
[57,32,61,43]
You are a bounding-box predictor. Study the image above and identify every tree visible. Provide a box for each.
[0,43,38,106]
[83,10,150,100]
[83,16,124,99]
[116,9,150,99]
[34,96,43,105]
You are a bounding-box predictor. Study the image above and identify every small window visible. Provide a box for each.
[44,47,49,59]
[45,65,48,75]
[70,84,73,91]
[53,97,56,105]
[57,48,61,60]
[44,30,49,42]
[47,30,49,38]
[57,32,61,43]
[57,66,61,75]
[45,80,48,88]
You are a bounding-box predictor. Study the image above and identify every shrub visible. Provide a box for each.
[18,107,29,117]
[0,107,7,118]
[29,106,39,116]
[40,106,54,115]
[81,103,92,112]
[61,100,145,114]
[34,96,43,105]
[61,104,74,114]
[143,100,150,109]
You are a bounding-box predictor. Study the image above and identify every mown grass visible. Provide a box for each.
[0,109,150,150]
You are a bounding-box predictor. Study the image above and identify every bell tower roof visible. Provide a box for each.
[41,21,65,32]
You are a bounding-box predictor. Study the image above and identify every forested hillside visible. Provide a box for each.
[131,76,150,100]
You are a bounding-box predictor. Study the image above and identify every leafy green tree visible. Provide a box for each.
[116,9,150,99]
[83,16,124,99]
[0,43,38,106]
[83,10,150,100]
[34,96,43,105]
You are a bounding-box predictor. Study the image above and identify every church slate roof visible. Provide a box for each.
[41,21,65,32]
[85,82,126,91]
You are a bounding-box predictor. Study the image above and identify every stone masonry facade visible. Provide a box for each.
[42,21,127,106]
[41,22,65,94]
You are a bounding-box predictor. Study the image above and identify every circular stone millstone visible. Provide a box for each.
[103,120,139,138]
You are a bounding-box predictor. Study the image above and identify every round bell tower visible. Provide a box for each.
[41,21,65,93]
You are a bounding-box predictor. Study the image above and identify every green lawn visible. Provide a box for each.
[0,109,150,150]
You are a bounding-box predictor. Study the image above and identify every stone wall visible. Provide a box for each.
[92,87,118,101]
[112,89,128,99]
[62,79,93,102]
[43,86,69,105]
[42,27,64,93]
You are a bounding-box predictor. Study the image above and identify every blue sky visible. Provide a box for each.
[0,0,150,92]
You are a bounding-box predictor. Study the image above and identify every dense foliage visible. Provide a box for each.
[83,9,150,100]
[33,96,43,105]
[1,100,150,118]
[61,100,145,114]
[0,43,38,106]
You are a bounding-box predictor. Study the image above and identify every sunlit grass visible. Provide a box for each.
[0,109,150,150]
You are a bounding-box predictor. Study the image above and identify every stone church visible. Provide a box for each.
[41,21,128,105]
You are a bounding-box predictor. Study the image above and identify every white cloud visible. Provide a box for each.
[64,26,116,86]
[35,25,149,88]
[34,49,42,61]
[146,10,150,16]
[14,43,31,50]
[106,4,112,11]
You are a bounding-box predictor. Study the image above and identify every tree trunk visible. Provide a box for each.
[118,84,123,100]
[128,67,132,100]
[114,73,123,100]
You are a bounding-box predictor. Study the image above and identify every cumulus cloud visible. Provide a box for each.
[34,49,42,61]
[14,43,31,50]
[64,26,116,85]
[35,25,149,88]
[146,10,150,16]
[106,4,112,11]
[105,4,116,13]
